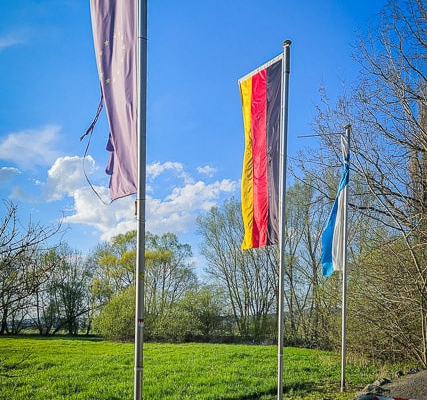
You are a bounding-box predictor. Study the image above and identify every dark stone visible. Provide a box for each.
[395,370,404,378]
[373,377,391,386]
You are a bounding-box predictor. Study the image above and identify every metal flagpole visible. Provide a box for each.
[134,0,147,399]
[277,39,291,400]
[340,124,351,392]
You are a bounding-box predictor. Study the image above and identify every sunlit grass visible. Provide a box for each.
[0,337,381,399]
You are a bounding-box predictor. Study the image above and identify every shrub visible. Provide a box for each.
[93,286,135,340]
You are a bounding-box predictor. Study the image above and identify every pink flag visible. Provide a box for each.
[90,0,137,200]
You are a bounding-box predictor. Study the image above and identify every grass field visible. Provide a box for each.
[0,336,385,399]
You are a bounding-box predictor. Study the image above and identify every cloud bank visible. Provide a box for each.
[48,157,238,242]
[0,125,238,244]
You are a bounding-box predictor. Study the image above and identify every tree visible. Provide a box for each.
[92,286,135,340]
[144,232,198,339]
[0,201,62,335]
[32,244,92,336]
[90,231,197,341]
[310,0,427,365]
[197,198,277,340]
[179,285,229,339]
[282,177,338,347]
[90,230,137,306]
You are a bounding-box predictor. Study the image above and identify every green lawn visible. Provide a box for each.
[0,337,382,399]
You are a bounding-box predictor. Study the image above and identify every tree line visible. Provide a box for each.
[1,0,427,368]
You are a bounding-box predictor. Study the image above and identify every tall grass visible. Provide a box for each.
[0,337,382,399]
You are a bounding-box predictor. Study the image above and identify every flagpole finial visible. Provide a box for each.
[283,40,291,74]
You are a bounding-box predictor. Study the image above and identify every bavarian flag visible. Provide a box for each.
[239,54,283,249]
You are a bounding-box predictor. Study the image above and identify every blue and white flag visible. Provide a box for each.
[321,135,349,277]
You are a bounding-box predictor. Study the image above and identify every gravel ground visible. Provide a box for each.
[380,370,427,400]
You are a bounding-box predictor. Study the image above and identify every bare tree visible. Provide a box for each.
[32,244,92,336]
[197,198,277,339]
[0,201,62,335]
[310,0,427,365]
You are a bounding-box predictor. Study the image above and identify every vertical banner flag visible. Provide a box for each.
[239,55,283,249]
[321,135,350,277]
[90,0,137,200]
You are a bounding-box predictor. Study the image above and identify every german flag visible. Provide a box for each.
[239,55,283,249]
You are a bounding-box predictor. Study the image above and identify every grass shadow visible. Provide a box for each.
[1,334,105,342]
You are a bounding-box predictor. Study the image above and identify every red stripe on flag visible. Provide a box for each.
[250,69,268,247]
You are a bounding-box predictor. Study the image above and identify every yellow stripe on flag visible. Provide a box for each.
[240,76,254,249]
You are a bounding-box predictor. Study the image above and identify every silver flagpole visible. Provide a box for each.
[277,39,291,400]
[340,124,351,392]
[134,0,147,399]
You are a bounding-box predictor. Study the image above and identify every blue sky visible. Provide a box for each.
[0,0,387,267]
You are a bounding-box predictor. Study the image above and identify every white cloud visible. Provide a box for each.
[147,160,193,184]
[0,34,24,51]
[37,158,133,242]
[43,155,96,201]
[0,125,62,168]
[197,165,217,177]
[0,167,21,183]
[147,178,237,234]
[9,156,238,244]
[9,155,96,203]
[147,161,184,179]
[57,159,238,242]
[10,185,35,202]
[63,186,136,242]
